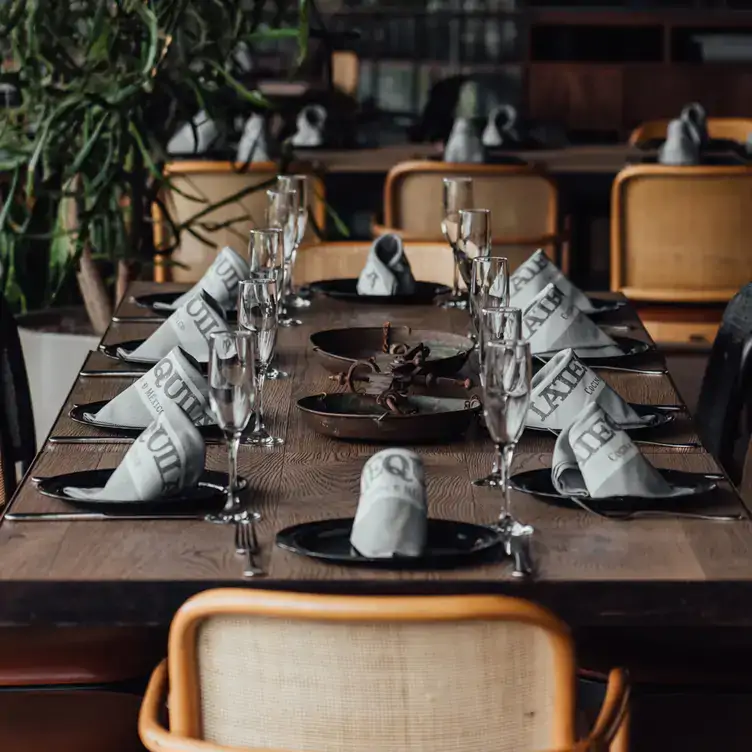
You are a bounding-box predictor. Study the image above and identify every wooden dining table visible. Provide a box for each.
[2,282,752,630]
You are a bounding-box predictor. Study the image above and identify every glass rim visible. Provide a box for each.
[249,227,283,237]
[277,173,308,181]
[471,255,508,266]
[209,329,253,341]
[480,304,521,315]
[458,207,490,216]
[243,271,278,283]
[485,337,529,350]
[442,176,473,184]
[267,187,298,197]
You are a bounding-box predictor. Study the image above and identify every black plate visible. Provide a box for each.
[637,137,747,154]
[99,340,208,371]
[526,403,674,434]
[535,336,652,364]
[36,469,245,514]
[276,518,502,570]
[68,402,221,438]
[586,297,626,315]
[310,278,451,305]
[132,293,237,323]
[627,153,748,167]
[510,468,717,509]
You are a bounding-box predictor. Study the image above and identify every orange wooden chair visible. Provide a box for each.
[139,590,629,752]
[153,162,326,283]
[611,163,752,344]
[629,117,752,147]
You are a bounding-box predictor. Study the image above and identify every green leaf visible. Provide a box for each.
[297,0,310,67]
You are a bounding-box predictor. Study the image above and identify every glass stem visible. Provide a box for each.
[288,247,298,295]
[499,442,515,523]
[452,253,460,297]
[225,434,240,512]
[255,369,266,432]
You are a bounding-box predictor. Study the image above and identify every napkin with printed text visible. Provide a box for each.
[350,449,427,558]
[65,402,206,502]
[511,249,597,313]
[87,347,212,429]
[118,291,229,364]
[552,402,678,499]
[522,282,623,358]
[528,348,656,431]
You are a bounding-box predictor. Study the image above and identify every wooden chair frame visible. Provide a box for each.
[153,162,327,283]
[629,117,752,147]
[611,163,752,302]
[139,590,629,752]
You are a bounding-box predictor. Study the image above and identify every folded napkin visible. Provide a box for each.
[482,104,520,148]
[681,102,708,148]
[291,104,326,147]
[510,249,595,314]
[552,402,676,499]
[522,282,623,358]
[65,402,205,502]
[118,291,229,364]
[87,347,212,429]
[167,110,221,155]
[659,119,700,166]
[528,348,655,431]
[155,247,250,313]
[350,449,427,558]
[236,114,273,163]
[444,117,484,163]
[356,234,417,296]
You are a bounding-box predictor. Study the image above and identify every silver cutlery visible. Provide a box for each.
[592,364,668,376]
[632,439,701,449]
[5,511,207,522]
[47,435,258,446]
[80,369,147,378]
[235,518,265,578]
[111,315,164,324]
[568,496,746,522]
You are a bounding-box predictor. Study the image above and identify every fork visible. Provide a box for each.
[234,519,266,578]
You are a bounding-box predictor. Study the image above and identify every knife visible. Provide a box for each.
[5,512,208,522]
[79,370,148,378]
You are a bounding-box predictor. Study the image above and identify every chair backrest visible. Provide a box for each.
[628,117,752,146]
[383,161,559,246]
[0,294,35,504]
[154,162,326,283]
[331,51,359,96]
[611,164,752,303]
[696,284,752,481]
[165,590,576,752]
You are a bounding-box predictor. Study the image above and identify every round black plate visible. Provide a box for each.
[526,403,674,434]
[309,278,451,305]
[510,468,717,509]
[36,469,245,514]
[132,293,238,323]
[99,341,208,371]
[69,402,220,438]
[276,517,502,570]
[586,297,626,315]
[535,336,652,364]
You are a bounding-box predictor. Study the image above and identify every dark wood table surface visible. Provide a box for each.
[1,282,752,629]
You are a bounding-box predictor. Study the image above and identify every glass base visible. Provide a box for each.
[248,433,285,447]
[206,509,261,525]
[286,294,311,309]
[267,368,290,380]
[279,317,303,327]
[472,473,503,488]
[440,295,468,310]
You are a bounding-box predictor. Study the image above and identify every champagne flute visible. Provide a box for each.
[478,305,522,387]
[469,255,509,340]
[267,187,301,327]
[479,339,534,550]
[206,330,257,524]
[277,174,311,309]
[456,208,491,294]
[238,273,284,447]
[248,227,288,380]
[440,176,474,309]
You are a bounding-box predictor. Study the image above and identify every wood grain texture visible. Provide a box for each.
[0,283,750,629]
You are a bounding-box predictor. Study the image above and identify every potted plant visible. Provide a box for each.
[0,0,308,441]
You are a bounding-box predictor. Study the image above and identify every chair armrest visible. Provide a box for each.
[585,668,630,752]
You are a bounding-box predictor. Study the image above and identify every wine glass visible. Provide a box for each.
[440,176,474,309]
[238,273,284,447]
[248,227,284,273]
[206,330,257,524]
[277,174,311,309]
[456,208,491,294]
[267,187,301,327]
[478,305,522,387]
[478,339,534,550]
[469,255,509,340]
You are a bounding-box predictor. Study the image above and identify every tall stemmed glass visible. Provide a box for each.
[469,255,509,340]
[480,339,534,552]
[440,176,474,309]
[478,305,522,387]
[206,330,257,524]
[456,208,491,295]
[248,227,288,381]
[267,187,301,327]
[238,273,284,447]
[277,174,310,309]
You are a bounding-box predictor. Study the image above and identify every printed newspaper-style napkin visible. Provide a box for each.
[350,449,427,558]
[65,403,206,502]
[522,283,623,358]
[87,347,212,429]
[356,234,417,297]
[551,402,680,499]
[528,348,656,431]
[118,291,229,364]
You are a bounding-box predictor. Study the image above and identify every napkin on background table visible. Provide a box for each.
[510,249,595,313]
[65,403,206,502]
[444,117,484,163]
[236,114,274,163]
[350,449,428,558]
[156,246,250,312]
[659,119,700,166]
[87,347,212,429]
[522,282,623,358]
[552,402,682,499]
[356,234,417,296]
[291,104,327,147]
[118,291,229,364]
[167,110,221,155]
[528,348,655,431]
[481,104,520,148]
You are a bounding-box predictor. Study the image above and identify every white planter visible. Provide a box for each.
[17,309,98,449]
